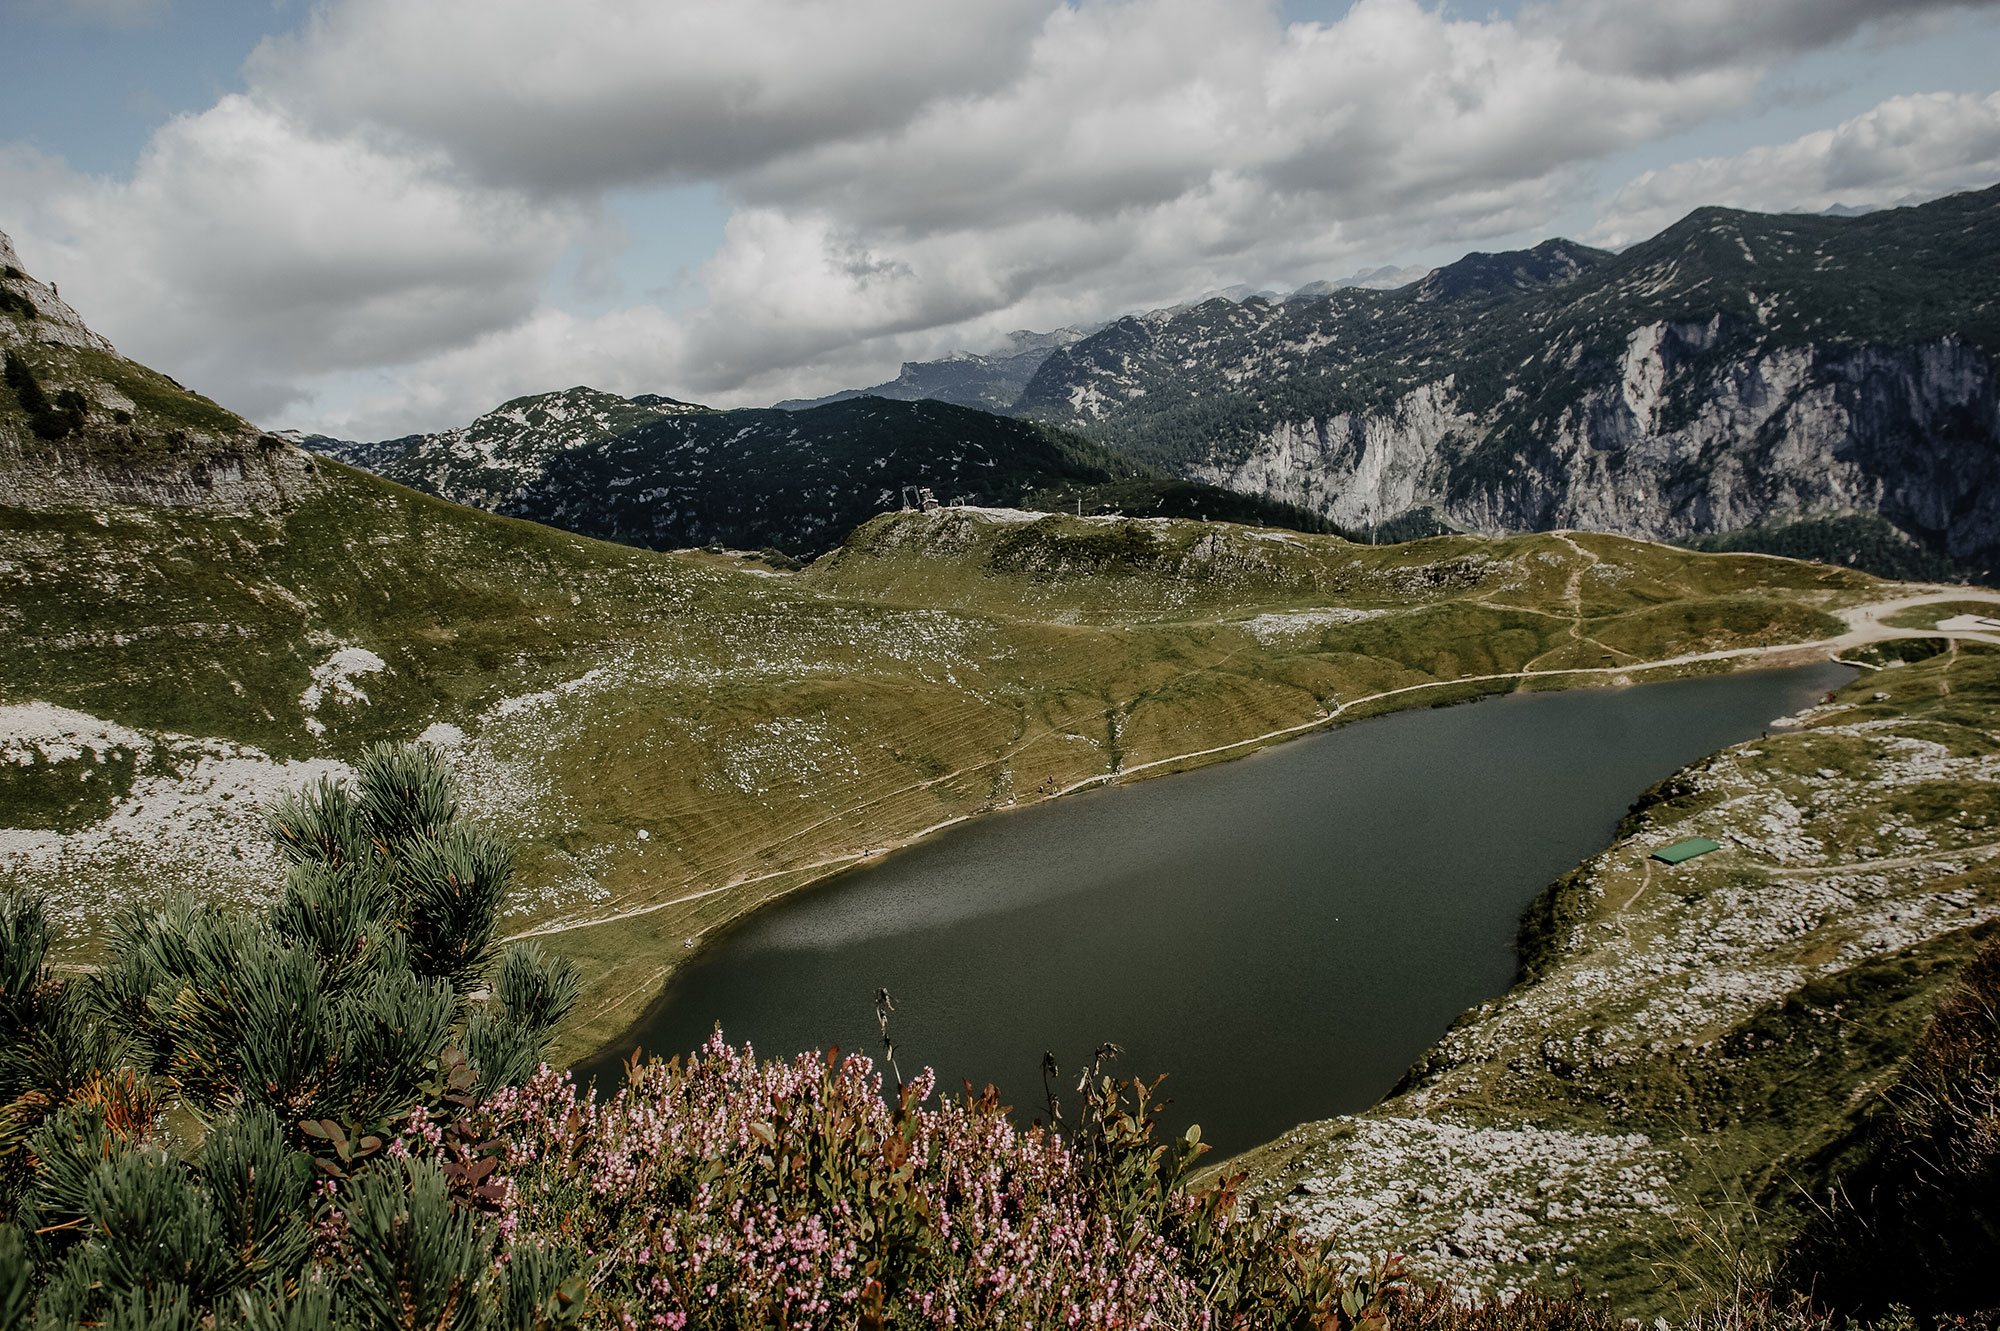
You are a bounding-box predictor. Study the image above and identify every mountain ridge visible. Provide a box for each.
[306,386,1345,555]
[1018,186,2000,572]
[741,188,2000,574]
[771,266,1434,415]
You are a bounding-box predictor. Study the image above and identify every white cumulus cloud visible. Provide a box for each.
[1,95,580,418]
[1596,90,2000,246]
[1,0,1995,437]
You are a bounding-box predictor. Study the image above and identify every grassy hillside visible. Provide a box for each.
[3,454,1886,1064]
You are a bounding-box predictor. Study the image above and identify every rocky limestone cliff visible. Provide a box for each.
[0,231,320,513]
[1188,379,1473,532]
[0,434,320,512]
[1194,326,2000,565]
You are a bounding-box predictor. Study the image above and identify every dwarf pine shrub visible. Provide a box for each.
[1,352,86,440]
[0,743,587,1330]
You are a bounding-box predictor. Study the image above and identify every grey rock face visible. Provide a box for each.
[0,441,319,511]
[1194,329,2000,565]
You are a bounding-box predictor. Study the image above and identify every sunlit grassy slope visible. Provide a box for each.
[1,453,1883,1060]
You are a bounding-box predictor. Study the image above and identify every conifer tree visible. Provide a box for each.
[0,743,587,1329]
[92,742,578,1131]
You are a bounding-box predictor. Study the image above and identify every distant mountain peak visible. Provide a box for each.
[292,385,712,512]
[1288,265,1433,300]
[1411,237,1610,303]
[776,266,1448,414]
[775,325,1103,414]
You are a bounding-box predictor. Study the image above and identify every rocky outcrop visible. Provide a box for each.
[2,228,319,514]
[0,434,320,512]
[1197,328,2000,566]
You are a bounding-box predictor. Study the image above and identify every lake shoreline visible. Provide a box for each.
[1226,640,2000,1307]
[562,584,1994,1091]
[568,653,1861,1153]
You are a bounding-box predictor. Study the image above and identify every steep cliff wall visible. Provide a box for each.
[1186,379,1471,532]
[1192,327,2000,567]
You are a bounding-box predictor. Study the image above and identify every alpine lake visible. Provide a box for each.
[578,662,1854,1157]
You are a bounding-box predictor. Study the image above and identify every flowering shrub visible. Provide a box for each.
[491,1034,1396,1329]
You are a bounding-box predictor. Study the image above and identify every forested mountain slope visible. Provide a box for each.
[320,390,1338,555]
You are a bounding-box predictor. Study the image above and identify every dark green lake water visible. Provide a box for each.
[578,663,1851,1155]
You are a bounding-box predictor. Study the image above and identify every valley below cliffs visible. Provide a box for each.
[11,219,2000,1319]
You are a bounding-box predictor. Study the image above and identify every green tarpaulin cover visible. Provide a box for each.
[1652,837,1723,864]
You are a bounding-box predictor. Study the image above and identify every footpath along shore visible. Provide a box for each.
[520,584,2000,946]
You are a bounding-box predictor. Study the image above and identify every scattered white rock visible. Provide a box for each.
[1277,1118,1673,1294]
[1,702,148,765]
[1240,606,1389,644]
[300,647,388,736]
[0,711,353,930]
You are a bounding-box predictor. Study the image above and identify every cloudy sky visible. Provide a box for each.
[3,0,1998,439]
